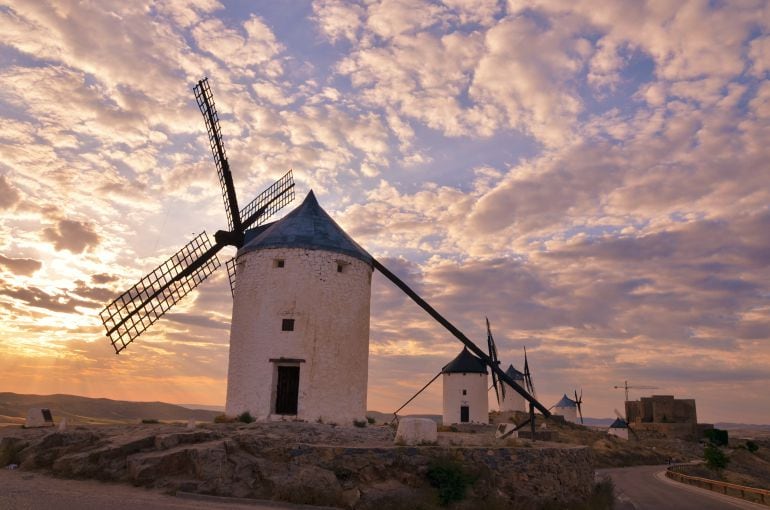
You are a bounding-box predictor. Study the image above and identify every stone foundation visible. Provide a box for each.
[0,423,594,509]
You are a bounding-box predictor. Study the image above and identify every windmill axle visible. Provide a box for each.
[214,229,245,248]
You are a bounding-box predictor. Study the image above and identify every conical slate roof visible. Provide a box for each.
[505,364,524,380]
[442,348,488,374]
[609,417,628,429]
[554,394,577,408]
[239,190,372,265]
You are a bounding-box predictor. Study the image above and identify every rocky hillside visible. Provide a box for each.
[0,393,219,425]
[0,421,595,509]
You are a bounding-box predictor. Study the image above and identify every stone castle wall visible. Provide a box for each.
[626,395,697,425]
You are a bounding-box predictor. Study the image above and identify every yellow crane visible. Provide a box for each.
[614,380,659,401]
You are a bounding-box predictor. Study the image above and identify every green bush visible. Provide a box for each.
[704,444,729,470]
[747,440,759,453]
[426,457,475,506]
[237,411,255,424]
[353,419,367,428]
[704,428,729,446]
[366,416,376,424]
[141,418,159,424]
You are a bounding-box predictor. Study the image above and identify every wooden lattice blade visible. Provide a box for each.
[225,256,237,297]
[239,170,295,230]
[99,232,222,354]
[193,77,241,232]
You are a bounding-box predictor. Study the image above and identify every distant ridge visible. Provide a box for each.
[0,392,220,424]
[715,422,770,431]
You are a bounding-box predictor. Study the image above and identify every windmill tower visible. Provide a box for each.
[99,78,554,427]
[499,364,526,412]
[441,348,489,425]
[553,394,578,423]
[226,191,372,422]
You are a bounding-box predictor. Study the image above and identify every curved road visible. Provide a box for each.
[599,464,767,510]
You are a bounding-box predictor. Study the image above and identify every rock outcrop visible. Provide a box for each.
[0,422,594,509]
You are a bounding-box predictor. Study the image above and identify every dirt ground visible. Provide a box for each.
[0,467,324,510]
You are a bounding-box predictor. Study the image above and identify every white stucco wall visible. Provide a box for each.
[226,247,372,425]
[442,372,489,425]
[553,405,578,423]
[499,386,526,412]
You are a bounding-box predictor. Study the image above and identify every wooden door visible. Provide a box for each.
[460,405,469,423]
[275,366,300,415]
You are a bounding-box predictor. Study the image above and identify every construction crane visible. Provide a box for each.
[614,380,659,401]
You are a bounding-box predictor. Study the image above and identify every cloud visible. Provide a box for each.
[0,284,96,314]
[0,255,42,276]
[0,175,20,209]
[312,0,365,43]
[91,273,120,285]
[42,219,100,253]
[191,15,283,77]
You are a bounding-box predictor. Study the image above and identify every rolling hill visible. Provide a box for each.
[0,392,220,425]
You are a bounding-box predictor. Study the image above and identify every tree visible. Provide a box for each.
[704,444,729,470]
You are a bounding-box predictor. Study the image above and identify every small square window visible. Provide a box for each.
[281,318,294,331]
[462,389,467,396]
[337,263,344,273]
[274,259,285,268]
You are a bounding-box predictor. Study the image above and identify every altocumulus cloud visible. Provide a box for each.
[42,219,100,254]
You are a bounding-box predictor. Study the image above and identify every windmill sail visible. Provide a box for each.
[486,317,504,404]
[194,78,241,232]
[523,346,536,397]
[225,257,237,297]
[239,170,295,229]
[100,77,297,356]
[100,232,221,354]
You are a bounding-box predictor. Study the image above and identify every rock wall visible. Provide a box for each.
[1,425,594,510]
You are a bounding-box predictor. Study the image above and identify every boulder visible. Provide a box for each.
[395,418,437,446]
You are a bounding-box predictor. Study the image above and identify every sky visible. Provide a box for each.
[0,0,769,424]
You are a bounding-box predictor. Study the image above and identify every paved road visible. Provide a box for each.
[0,468,329,510]
[599,464,767,510]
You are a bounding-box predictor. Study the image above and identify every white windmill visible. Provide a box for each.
[99,78,553,426]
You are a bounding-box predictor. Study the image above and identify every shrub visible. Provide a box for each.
[214,414,235,423]
[237,411,255,424]
[704,428,729,446]
[426,457,475,506]
[704,444,729,470]
[353,419,367,428]
[587,476,615,510]
[141,418,159,424]
[747,440,759,453]
[366,416,376,424]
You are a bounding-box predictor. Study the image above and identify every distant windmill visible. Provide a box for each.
[614,380,659,402]
[614,408,638,440]
[99,78,552,423]
[486,317,504,406]
[573,389,584,424]
[523,346,536,397]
